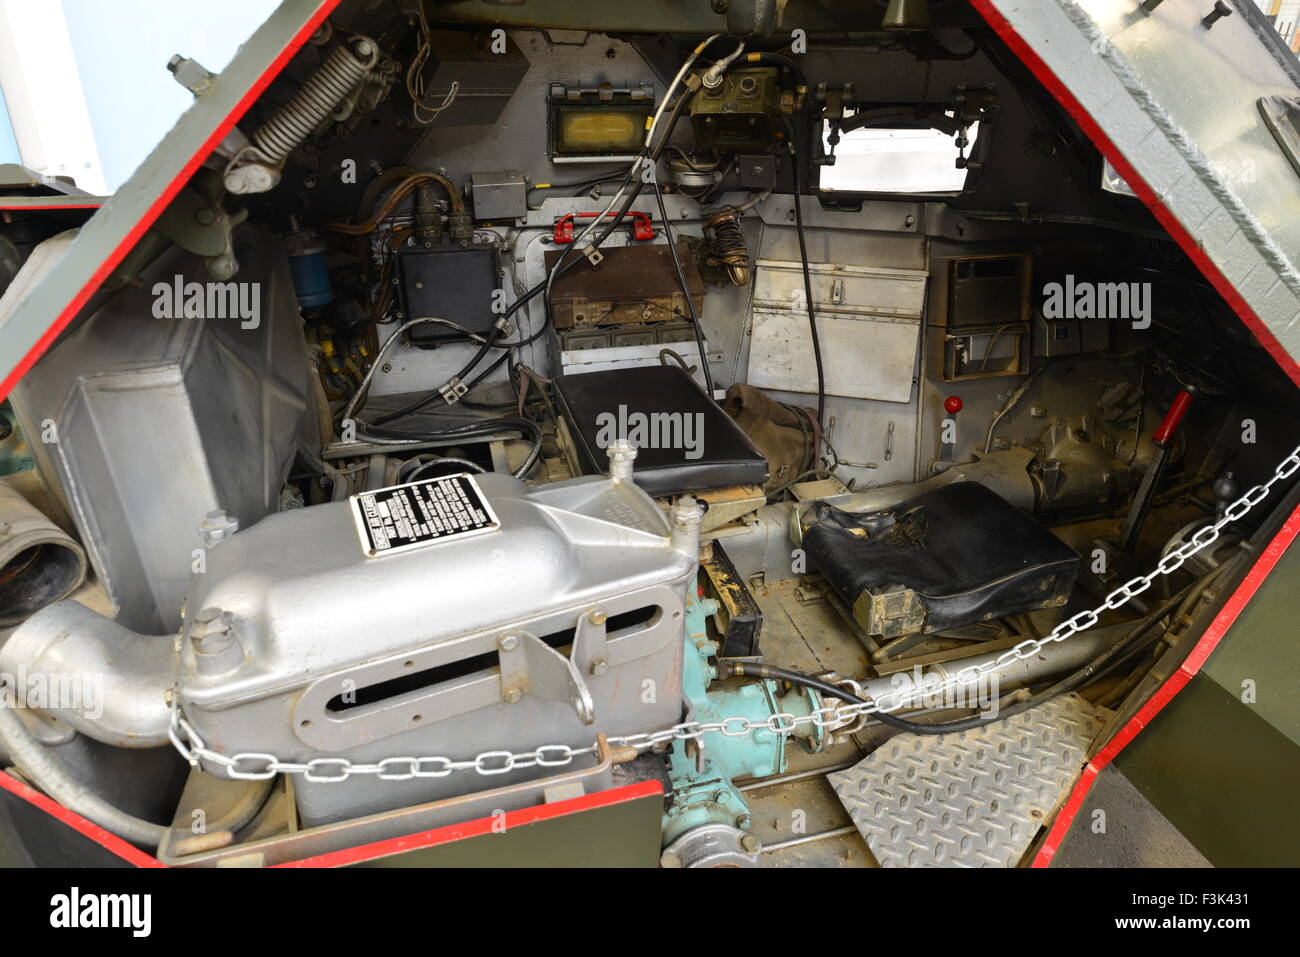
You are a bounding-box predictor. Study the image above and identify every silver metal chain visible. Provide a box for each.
[168,443,1300,782]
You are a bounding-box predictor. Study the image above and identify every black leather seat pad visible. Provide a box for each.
[552,365,769,496]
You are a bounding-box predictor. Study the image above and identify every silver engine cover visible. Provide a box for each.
[178,470,693,826]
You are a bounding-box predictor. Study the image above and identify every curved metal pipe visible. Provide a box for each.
[0,600,173,747]
[0,684,167,847]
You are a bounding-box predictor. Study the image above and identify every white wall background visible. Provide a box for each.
[0,0,278,193]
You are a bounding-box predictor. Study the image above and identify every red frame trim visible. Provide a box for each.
[1031,501,1300,866]
[0,771,164,867]
[273,780,664,868]
[0,768,663,868]
[0,0,344,405]
[968,0,1300,389]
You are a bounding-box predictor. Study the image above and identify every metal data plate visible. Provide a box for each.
[829,694,1104,867]
[350,474,500,558]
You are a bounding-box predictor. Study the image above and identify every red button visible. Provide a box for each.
[944,395,963,415]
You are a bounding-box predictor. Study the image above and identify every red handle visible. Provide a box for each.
[1152,388,1195,446]
[553,210,655,243]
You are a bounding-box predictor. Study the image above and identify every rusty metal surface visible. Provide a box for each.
[544,241,705,328]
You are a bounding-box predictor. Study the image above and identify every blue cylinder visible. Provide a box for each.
[287,248,334,310]
[285,228,334,311]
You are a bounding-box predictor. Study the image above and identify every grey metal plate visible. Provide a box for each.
[829,694,1104,867]
[983,0,1300,377]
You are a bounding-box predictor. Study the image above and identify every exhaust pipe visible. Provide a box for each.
[0,480,87,626]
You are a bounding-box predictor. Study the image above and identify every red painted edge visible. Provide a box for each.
[1031,501,1300,866]
[968,0,1300,389]
[0,0,344,406]
[273,780,665,868]
[0,770,164,867]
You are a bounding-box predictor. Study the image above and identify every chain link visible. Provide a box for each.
[167,444,1300,781]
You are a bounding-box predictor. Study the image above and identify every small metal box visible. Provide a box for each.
[471,170,528,222]
[394,244,500,344]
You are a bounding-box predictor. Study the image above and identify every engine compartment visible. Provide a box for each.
[1,0,1299,868]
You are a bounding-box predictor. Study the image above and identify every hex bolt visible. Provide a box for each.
[735,813,752,830]
[740,833,761,854]
[588,609,607,626]
[502,687,523,704]
[498,634,519,652]
[589,658,608,677]
[1201,1,1231,28]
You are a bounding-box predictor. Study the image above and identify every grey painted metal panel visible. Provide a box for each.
[0,0,336,399]
[983,0,1300,378]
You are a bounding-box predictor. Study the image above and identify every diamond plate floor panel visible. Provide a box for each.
[829,694,1104,867]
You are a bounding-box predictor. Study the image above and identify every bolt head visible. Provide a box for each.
[740,834,761,854]
[498,634,519,652]
[660,851,683,868]
[589,658,608,676]
[502,687,523,704]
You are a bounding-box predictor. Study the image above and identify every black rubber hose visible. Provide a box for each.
[780,114,825,430]
[651,174,716,398]
[729,584,1197,735]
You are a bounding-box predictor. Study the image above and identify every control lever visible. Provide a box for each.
[1118,386,1195,553]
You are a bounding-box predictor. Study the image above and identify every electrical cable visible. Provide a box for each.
[652,173,716,397]
[780,114,826,429]
[360,36,720,430]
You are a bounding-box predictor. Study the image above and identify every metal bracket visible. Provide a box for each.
[439,377,469,405]
[497,630,596,725]
[570,608,610,679]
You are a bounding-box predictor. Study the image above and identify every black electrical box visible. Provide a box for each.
[394,244,500,345]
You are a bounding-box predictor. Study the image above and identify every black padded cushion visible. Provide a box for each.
[804,482,1080,633]
[552,365,769,496]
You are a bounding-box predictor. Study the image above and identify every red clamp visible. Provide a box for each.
[552,210,655,244]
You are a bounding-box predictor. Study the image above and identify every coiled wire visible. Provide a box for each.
[704,207,751,286]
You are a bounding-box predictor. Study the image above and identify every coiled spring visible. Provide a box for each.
[704,207,751,286]
[251,37,378,165]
